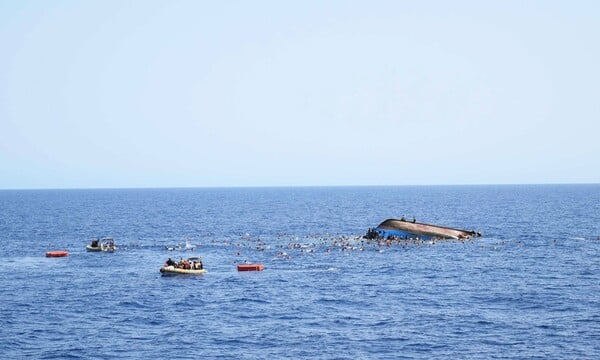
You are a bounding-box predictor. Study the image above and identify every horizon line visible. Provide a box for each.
[1,182,598,191]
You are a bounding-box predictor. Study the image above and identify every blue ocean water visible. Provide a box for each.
[0,185,598,359]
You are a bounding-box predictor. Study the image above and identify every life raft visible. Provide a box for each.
[237,264,264,271]
[46,250,69,257]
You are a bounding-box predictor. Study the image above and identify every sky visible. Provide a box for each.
[1,1,599,189]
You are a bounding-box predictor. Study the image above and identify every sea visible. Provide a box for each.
[0,185,598,359]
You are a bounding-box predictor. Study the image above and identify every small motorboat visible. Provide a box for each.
[159,266,207,275]
[86,237,117,252]
[160,256,206,275]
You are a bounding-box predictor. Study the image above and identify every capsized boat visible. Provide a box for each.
[160,256,206,275]
[366,218,482,240]
[86,237,117,252]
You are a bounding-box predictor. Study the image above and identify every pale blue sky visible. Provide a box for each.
[1,1,598,189]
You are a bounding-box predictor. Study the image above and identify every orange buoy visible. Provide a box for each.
[46,250,69,258]
[237,263,264,271]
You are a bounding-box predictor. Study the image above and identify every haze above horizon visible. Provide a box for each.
[1,1,599,190]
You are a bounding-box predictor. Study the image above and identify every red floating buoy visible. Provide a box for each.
[46,250,69,258]
[237,263,264,271]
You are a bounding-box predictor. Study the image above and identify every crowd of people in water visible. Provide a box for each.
[88,230,533,272]
[159,231,459,262]
[193,230,483,263]
[80,229,504,274]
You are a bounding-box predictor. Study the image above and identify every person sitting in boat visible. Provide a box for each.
[180,258,190,269]
[91,239,99,247]
[166,258,176,267]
